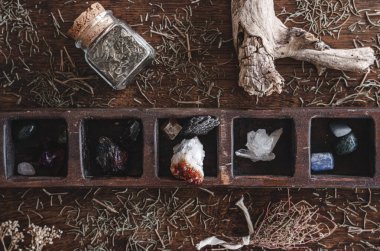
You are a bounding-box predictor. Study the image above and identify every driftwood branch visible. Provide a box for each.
[232,0,376,97]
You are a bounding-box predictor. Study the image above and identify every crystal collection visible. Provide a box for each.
[14,122,67,177]
[311,122,358,173]
[13,115,367,181]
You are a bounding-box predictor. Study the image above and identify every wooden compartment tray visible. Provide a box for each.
[0,108,378,188]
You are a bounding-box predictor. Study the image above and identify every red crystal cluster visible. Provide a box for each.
[170,160,204,185]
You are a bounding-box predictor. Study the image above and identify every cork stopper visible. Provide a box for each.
[67,2,113,48]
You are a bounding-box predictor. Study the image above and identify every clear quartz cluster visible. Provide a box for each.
[236,128,283,162]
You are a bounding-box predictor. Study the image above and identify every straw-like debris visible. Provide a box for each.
[197,196,337,250]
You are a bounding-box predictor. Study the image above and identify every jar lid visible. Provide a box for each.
[67,2,112,47]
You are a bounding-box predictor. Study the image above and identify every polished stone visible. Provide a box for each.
[311,153,334,172]
[17,162,36,176]
[329,122,352,138]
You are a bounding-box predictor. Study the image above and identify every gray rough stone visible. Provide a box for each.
[17,162,36,176]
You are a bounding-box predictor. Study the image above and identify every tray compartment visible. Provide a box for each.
[0,108,378,188]
[310,117,375,177]
[5,118,68,179]
[81,118,144,178]
[233,117,296,177]
[157,117,219,180]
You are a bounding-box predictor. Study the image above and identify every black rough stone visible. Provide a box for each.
[96,137,128,174]
[182,116,220,136]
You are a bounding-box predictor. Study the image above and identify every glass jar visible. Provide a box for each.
[68,3,155,90]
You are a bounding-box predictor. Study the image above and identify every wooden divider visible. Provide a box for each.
[0,108,377,188]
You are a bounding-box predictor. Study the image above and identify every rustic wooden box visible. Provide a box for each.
[0,108,378,188]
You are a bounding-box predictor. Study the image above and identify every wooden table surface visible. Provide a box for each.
[1,0,380,250]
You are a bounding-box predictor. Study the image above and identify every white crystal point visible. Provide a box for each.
[236,128,283,162]
[235,149,275,162]
[269,128,283,151]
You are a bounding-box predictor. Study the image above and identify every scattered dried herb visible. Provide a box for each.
[135,2,227,107]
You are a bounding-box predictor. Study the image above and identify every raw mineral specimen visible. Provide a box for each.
[329,122,352,138]
[17,162,36,176]
[161,119,182,140]
[182,116,220,136]
[120,120,141,143]
[96,137,128,174]
[39,148,66,175]
[235,128,283,162]
[17,123,36,140]
[170,137,205,184]
[335,132,358,155]
[311,153,334,172]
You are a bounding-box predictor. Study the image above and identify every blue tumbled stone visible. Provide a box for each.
[311,153,334,172]
[335,132,358,155]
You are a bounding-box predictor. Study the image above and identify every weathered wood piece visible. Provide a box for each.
[231,0,376,97]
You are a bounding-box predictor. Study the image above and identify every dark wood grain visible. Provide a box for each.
[1,0,380,250]
[1,0,379,110]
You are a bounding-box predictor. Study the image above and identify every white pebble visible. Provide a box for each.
[17,162,36,176]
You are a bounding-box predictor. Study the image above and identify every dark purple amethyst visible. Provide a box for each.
[96,137,128,174]
[38,148,65,175]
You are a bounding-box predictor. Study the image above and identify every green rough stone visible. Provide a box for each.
[17,123,36,140]
[335,132,358,155]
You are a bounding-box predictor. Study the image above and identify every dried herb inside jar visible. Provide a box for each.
[68,3,155,90]
[87,26,149,87]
